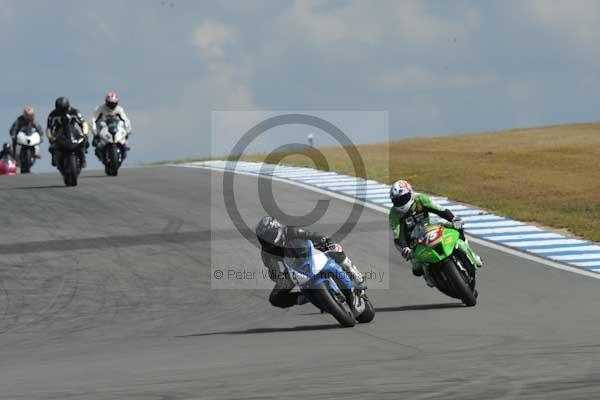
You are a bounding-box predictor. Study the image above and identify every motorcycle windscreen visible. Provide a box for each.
[284,239,311,274]
[107,118,120,134]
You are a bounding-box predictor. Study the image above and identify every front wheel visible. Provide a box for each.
[310,282,356,328]
[105,164,118,177]
[356,294,375,323]
[64,153,79,187]
[443,259,477,307]
[20,147,32,173]
[104,146,120,176]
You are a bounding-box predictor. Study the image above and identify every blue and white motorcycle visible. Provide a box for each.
[96,116,128,176]
[283,239,375,327]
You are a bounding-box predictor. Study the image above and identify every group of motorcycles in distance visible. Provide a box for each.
[0,115,130,186]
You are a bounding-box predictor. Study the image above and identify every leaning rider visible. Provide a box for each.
[255,216,366,308]
[388,180,483,282]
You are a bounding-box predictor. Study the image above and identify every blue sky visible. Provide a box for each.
[2,0,599,169]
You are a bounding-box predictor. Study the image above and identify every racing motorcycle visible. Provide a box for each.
[15,125,41,173]
[54,115,85,187]
[0,151,17,175]
[283,239,375,327]
[96,116,128,176]
[412,224,479,306]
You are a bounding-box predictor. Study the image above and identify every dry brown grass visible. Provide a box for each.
[241,123,600,242]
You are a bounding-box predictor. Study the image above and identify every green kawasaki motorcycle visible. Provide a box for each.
[413,224,480,306]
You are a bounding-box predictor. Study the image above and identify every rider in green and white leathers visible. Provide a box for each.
[388,180,483,278]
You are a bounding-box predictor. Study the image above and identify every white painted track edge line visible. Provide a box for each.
[176,164,600,281]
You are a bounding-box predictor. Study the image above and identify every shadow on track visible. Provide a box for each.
[177,324,340,338]
[299,302,464,316]
[3,184,66,190]
[376,303,464,313]
[79,175,110,179]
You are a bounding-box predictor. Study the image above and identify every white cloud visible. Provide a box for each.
[190,20,260,155]
[191,20,258,109]
[521,0,600,46]
[193,19,238,59]
[373,67,496,91]
[278,0,480,47]
[120,18,260,162]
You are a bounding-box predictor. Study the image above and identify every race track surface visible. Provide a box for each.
[0,167,598,400]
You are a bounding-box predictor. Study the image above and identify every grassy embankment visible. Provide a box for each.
[239,124,600,242]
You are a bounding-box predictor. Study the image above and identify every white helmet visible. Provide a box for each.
[390,180,415,215]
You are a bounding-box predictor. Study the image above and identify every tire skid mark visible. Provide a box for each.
[0,278,10,323]
[13,258,78,333]
[3,252,92,335]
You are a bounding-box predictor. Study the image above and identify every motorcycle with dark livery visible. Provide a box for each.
[54,115,85,187]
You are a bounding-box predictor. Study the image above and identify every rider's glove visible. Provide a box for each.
[401,247,413,260]
[452,217,464,230]
[325,238,337,252]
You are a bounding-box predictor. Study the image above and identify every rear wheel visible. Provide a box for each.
[311,282,356,328]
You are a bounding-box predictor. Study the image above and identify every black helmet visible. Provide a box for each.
[2,143,11,152]
[255,216,285,247]
[55,97,70,113]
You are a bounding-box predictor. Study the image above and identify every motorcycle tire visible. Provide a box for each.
[311,281,356,328]
[443,258,477,307]
[356,295,375,323]
[20,147,31,174]
[64,153,79,187]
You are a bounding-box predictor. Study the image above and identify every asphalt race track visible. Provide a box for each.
[0,166,598,399]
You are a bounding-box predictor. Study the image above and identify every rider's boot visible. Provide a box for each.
[79,148,87,169]
[95,146,102,161]
[340,257,366,290]
[14,145,20,166]
[295,294,309,306]
[423,272,436,288]
[417,262,435,287]
[412,263,424,277]
[49,146,56,166]
[474,254,484,268]
[462,238,484,268]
